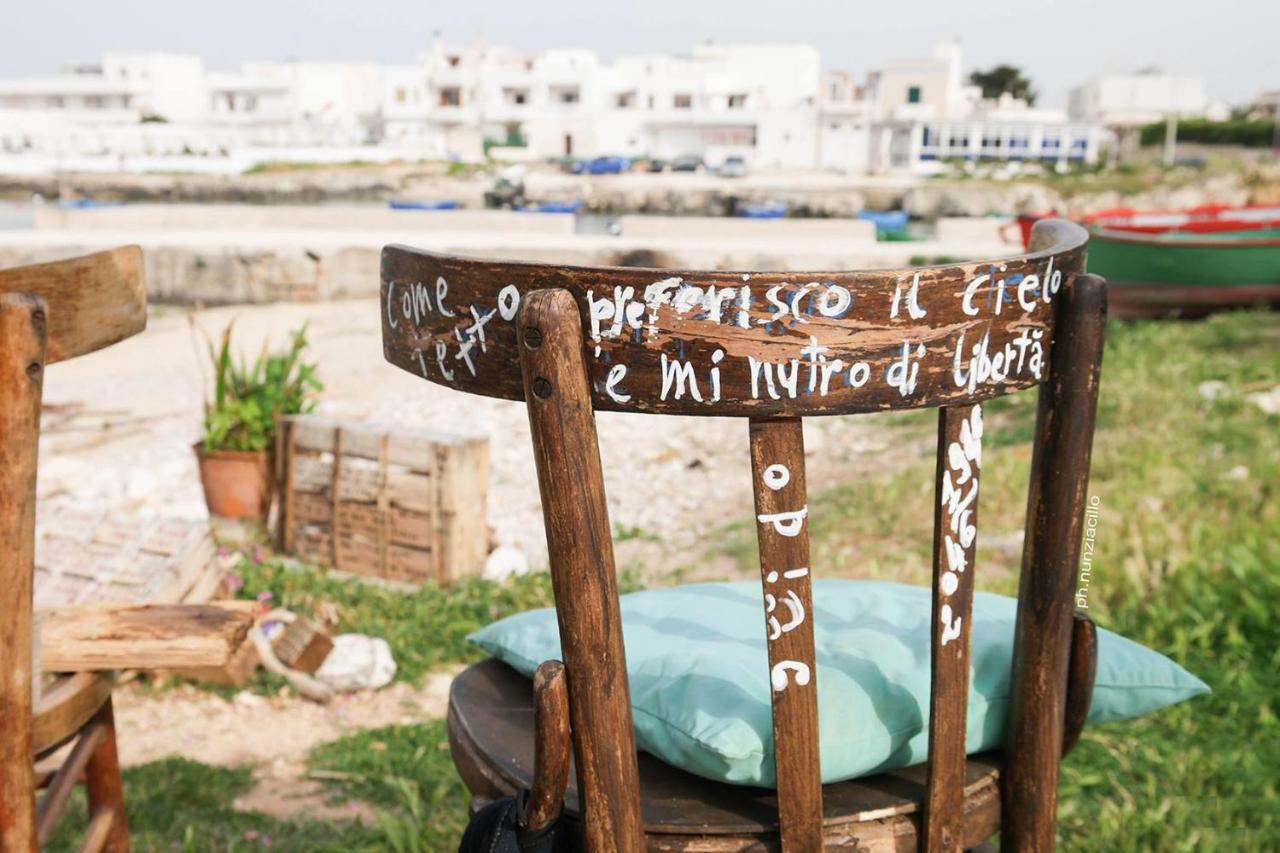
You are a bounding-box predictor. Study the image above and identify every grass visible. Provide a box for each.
[82,309,1277,850]
[47,759,380,851]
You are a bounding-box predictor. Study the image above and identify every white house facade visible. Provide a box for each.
[0,40,1124,175]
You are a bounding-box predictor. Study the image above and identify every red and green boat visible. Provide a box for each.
[1009,206,1280,317]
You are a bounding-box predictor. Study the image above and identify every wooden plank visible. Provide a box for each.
[0,291,47,851]
[1003,274,1107,851]
[748,417,822,851]
[0,247,146,365]
[380,220,1088,416]
[519,289,645,852]
[924,404,983,852]
[37,602,257,672]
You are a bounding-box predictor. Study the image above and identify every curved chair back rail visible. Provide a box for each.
[381,219,1086,416]
[0,245,146,365]
[1,247,144,852]
[382,219,1106,852]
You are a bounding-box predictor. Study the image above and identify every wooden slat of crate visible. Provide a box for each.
[293,452,333,494]
[336,458,382,503]
[386,470,433,513]
[294,491,330,525]
[335,534,381,576]
[335,501,380,540]
[389,506,436,550]
[433,436,490,580]
[387,543,437,585]
[291,417,455,471]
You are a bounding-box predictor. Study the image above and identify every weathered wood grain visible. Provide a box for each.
[528,660,571,833]
[0,292,46,852]
[924,404,983,852]
[82,699,128,852]
[37,602,257,672]
[518,289,645,852]
[1062,611,1098,756]
[381,220,1087,417]
[0,247,146,365]
[1003,273,1107,851]
[748,417,822,851]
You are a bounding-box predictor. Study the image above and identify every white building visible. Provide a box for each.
[0,41,1112,175]
[1069,70,1226,126]
[380,41,821,169]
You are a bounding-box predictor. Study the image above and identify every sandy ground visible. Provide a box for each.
[37,296,896,819]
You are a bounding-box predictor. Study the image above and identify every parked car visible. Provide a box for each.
[669,155,705,172]
[646,158,668,173]
[718,156,748,178]
[571,156,631,175]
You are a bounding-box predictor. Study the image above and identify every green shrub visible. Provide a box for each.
[1140,118,1278,148]
[199,323,322,453]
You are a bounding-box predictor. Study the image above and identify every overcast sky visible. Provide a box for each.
[4,0,1275,107]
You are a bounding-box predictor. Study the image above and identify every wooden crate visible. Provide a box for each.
[276,416,489,585]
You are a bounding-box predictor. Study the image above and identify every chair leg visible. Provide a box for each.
[83,698,128,853]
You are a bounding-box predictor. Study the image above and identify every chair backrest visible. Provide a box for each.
[380,220,1106,852]
[0,246,146,849]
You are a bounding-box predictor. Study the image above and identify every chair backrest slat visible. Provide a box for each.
[517,290,646,852]
[748,417,823,849]
[1003,274,1107,849]
[0,292,47,851]
[923,403,984,851]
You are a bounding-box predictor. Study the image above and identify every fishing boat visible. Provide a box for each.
[1086,209,1280,317]
[1007,206,1280,317]
[736,200,788,219]
[388,199,460,211]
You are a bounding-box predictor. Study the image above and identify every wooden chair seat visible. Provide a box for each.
[448,659,1001,850]
[33,673,115,758]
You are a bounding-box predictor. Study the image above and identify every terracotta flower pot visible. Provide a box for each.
[194,443,273,520]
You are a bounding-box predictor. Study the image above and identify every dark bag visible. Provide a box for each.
[457,791,568,853]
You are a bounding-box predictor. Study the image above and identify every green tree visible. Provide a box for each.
[969,65,1037,106]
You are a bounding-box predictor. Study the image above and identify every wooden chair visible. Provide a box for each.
[380,220,1105,851]
[1,247,147,852]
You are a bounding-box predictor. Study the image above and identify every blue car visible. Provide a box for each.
[571,156,631,175]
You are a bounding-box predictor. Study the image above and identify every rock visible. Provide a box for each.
[483,545,532,582]
[1246,386,1280,415]
[314,635,396,692]
[1198,380,1229,401]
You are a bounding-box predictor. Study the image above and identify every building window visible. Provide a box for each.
[727,93,747,109]
[395,87,407,104]
[439,87,461,107]
[674,93,693,109]
[616,91,636,108]
[555,87,580,105]
[907,85,922,104]
[446,55,461,68]
[504,88,529,105]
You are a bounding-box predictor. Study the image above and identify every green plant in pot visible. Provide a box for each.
[195,322,321,520]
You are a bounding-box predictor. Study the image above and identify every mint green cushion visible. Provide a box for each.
[468,580,1208,787]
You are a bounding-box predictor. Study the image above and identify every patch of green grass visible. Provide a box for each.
[235,559,557,683]
[307,721,468,850]
[47,758,378,852]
